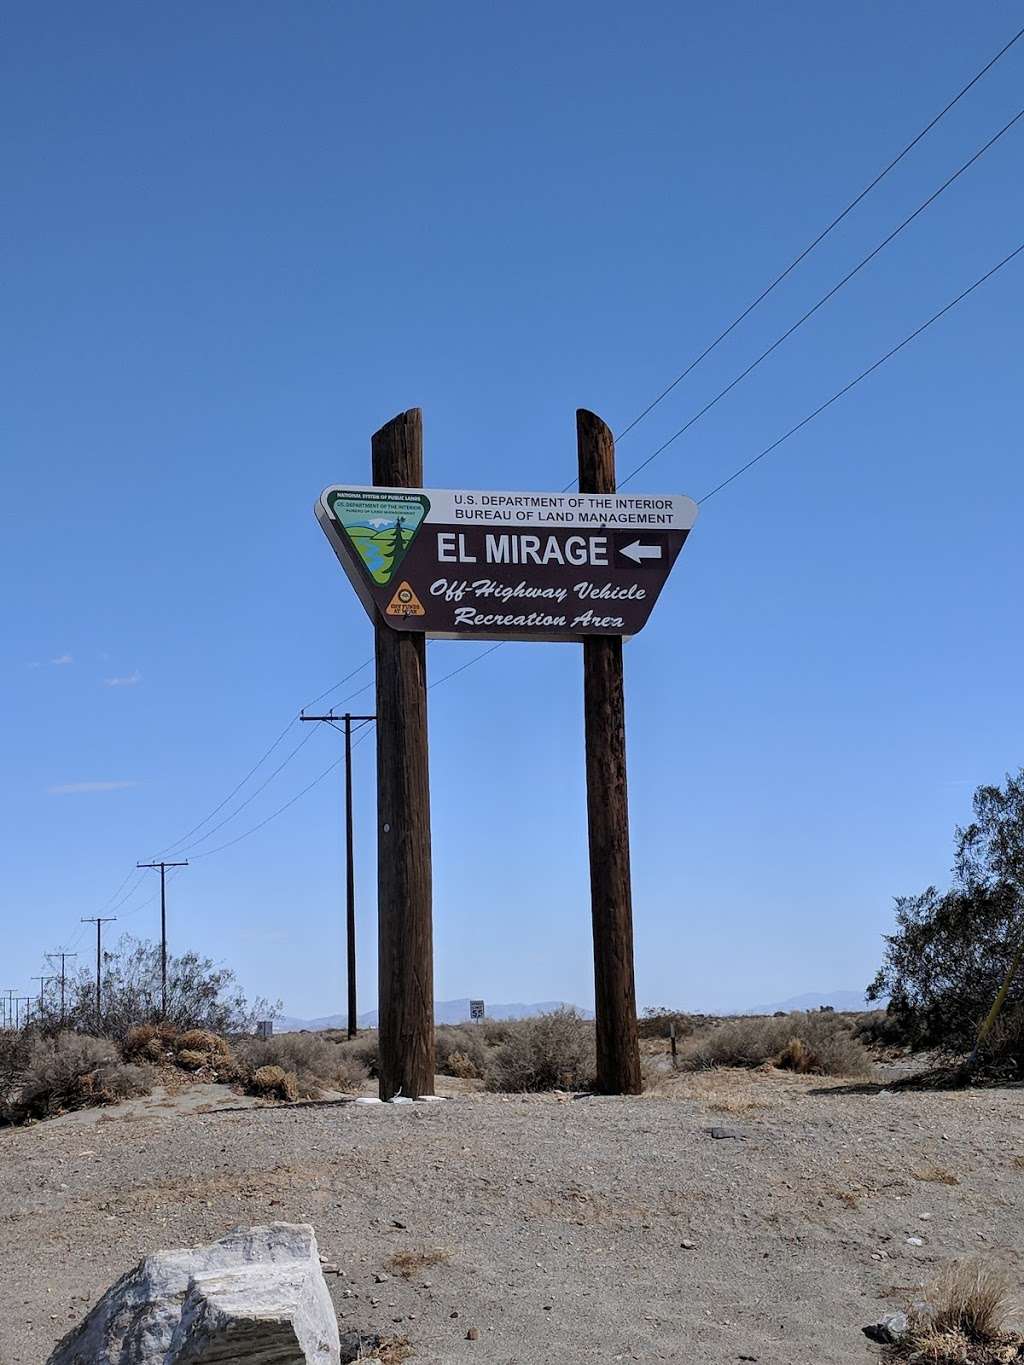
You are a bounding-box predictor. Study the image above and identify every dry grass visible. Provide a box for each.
[236,1033,368,1098]
[485,1009,596,1092]
[892,1260,1021,1363]
[1012,1156,1024,1171]
[926,1262,1015,1341]
[700,1089,768,1117]
[832,1188,862,1209]
[678,1012,874,1078]
[175,1049,207,1072]
[250,1064,298,1102]
[175,1028,232,1058]
[384,1247,450,1279]
[913,1166,961,1187]
[8,1033,153,1122]
[122,1023,179,1062]
[368,1337,413,1364]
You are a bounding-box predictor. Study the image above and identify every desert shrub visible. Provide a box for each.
[479,1018,513,1047]
[176,1049,207,1072]
[0,1032,31,1094]
[338,1034,380,1078]
[250,1065,299,1102]
[122,1022,179,1062]
[638,1008,694,1040]
[869,771,1024,1061]
[982,1005,1024,1073]
[175,1028,231,1058]
[485,1009,596,1092]
[51,934,280,1041]
[12,1033,152,1120]
[445,1051,478,1079]
[852,1009,913,1049]
[435,1025,487,1079]
[924,1261,1014,1343]
[892,1260,1019,1361]
[680,1012,873,1078]
[237,1033,367,1098]
[776,1037,815,1073]
[86,1063,152,1104]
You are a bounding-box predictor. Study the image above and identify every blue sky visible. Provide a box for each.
[3,3,1022,1019]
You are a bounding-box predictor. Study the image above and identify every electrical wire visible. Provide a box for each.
[164,224,1023,869]
[300,659,373,713]
[149,660,373,860]
[612,23,1024,445]
[187,754,346,861]
[617,105,1024,489]
[697,239,1024,504]
[169,724,321,855]
[39,26,1024,932]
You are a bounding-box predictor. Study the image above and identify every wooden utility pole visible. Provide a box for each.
[136,860,189,1017]
[577,408,642,1094]
[300,711,376,1038]
[47,951,77,1024]
[81,917,117,1025]
[372,408,435,1100]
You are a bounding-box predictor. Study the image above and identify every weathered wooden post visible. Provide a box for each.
[316,411,697,1100]
[371,409,435,1100]
[577,409,642,1095]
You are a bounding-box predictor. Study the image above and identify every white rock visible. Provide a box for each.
[47,1222,340,1364]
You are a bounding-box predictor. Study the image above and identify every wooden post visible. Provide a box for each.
[343,714,357,1040]
[577,409,642,1095]
[372,409,435,1099]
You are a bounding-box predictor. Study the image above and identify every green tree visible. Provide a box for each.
[55,935,279,1040]
[868,770,1024,1058]
[383,517,407,570]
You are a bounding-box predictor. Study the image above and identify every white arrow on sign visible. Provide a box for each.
[619,540,663,564]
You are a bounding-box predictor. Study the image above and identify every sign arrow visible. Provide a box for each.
[618,540,663,564]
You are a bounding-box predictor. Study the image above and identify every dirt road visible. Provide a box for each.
[2,1069,1022,1363]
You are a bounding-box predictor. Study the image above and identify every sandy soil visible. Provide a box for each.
[2,1066,1023,1364]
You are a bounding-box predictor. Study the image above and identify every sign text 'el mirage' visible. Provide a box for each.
[316,485,698,642]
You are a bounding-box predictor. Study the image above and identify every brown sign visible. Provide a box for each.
[315,486,698,642]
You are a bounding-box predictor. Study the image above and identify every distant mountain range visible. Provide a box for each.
[275,989,881,1032]
[276,998,592,1032]
[740,989,878,1015]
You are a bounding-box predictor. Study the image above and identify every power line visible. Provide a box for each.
[34,39,1024,934]
[697,239,1024,505]
[300,659,373,713]
[617,104,1024,489]
[188,753,346,860]
[612,23,1024,446]
[168,725,320,856]
[149,660,373,860]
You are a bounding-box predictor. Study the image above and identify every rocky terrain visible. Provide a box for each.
[3,1066,1023,1364]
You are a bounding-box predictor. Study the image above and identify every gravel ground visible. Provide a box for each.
[2,1068,1023,1364]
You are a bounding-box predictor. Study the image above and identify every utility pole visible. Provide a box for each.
[81,917,117,1024]
[46,952,77,1023]
[31,976,55,1019]
[2,990,16,1030]
[136,860,188,1017]
[372,408,435,1101]
[300,711,375,1039]
[577,409,642,1095]
[19,998,33,1029]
